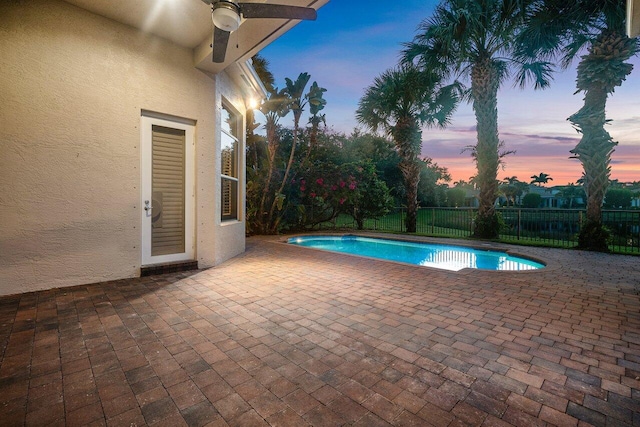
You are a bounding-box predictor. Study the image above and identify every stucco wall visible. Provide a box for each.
[0,0,247,296]
[212,72,247,266]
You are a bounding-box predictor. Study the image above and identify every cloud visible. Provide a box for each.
[502,132,578,142]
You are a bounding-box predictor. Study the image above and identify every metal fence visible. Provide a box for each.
[313,207,640,254]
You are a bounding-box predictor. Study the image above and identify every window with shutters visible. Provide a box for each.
[221,102,240,221]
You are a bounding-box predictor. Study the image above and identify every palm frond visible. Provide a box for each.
[514,60,555,89]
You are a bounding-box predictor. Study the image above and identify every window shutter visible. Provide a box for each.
[151,125,186,256]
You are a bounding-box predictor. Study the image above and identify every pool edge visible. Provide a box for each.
[281,232,549,272]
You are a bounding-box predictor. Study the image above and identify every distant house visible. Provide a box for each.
[526,185,560,208]
[0,0,327,296]
[464,188,480,208]
[497,185,586,209]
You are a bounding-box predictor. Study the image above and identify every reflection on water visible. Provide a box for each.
[419,249,539,271]
[289,236,544,271]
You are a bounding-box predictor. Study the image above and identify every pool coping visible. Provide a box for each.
[277,231,551,274]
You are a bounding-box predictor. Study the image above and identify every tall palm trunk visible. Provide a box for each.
[569,29,636,250]
[393,117,422,233]
[267,109,301,233]
[259,115,279,234]
[471,57,501,238]
[399,160,421,233]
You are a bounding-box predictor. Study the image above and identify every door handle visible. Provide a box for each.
[144,200,153,211]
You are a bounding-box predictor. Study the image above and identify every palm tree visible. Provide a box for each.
[530,172,553,186]
[520,0,638,250]
[501,176,525,205]
[453,179,470,188]
[403,0,553,238]
[257,87,291,234]
[556,183,585,208]
[267,73,311,233]
[304,81,327,164]
[246,55,275,171]
[356,64,458,232]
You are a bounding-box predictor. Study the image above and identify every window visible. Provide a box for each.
[221,102,240,221]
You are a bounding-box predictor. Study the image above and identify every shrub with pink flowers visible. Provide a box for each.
[295,161,392,229]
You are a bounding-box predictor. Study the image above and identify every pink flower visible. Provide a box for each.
[339,180,346,188]
[315,178,324,186]
[349,182,356,190]
[300,185,306,191]
[339,197,346,205]
[310,192,316,198]
[331,185,337,191]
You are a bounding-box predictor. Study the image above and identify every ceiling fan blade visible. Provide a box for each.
[213,26,230,63]
[239,3,317,20]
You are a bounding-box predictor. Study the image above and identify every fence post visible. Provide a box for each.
[431,208,435,234]
[578,211,583,230]
[637,211,639,252]
[517,209,521,240]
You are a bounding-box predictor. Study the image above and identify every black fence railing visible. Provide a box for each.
[311,207,640,254]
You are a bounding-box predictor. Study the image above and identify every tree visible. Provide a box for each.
[418,157,451,207]
[255,86,291,234]
[347,163,394,230]
[306,82,327,155]
[522,192,543,208]
[446,187,467,207]
[340,131,404,202]
[356,64,458,232]
[556,183,585,208]
[604,187,633,209]
[266,73,311,232]
[295,161,392,230]
[403,0,552,238]
[453,179,471,188]
[530,172,554,186]
[246,55,275,170]
[520,0,638,250]
[500,176,525,206]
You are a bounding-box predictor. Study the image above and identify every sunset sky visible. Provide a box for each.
[260,0,640,186]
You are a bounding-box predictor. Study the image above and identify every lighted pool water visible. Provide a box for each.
[288,235,545,271]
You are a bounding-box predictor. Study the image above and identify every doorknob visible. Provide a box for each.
[144,200,153,211]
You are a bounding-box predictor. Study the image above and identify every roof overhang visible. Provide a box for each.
[227,59,270,103]
[62,0,328,74]
[628,0,640,37]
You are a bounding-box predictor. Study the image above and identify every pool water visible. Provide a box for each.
[288,235,545,271]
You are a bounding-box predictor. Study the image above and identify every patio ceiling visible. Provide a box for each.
[62,0,328,74]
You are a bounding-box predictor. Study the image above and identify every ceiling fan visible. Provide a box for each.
[201,0,317,63]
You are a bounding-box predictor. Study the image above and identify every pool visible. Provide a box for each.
[288,235,545,271]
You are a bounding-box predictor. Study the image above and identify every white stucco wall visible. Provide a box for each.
[0,0,247,296]
[212,72,247,266]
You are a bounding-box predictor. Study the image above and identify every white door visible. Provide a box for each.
[141,116,195,265]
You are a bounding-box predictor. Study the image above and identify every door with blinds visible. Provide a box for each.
[141,116,194,265]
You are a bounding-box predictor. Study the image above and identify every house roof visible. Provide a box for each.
[62,0,328,74]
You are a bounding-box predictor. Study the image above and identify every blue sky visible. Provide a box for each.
[260,0,640,185]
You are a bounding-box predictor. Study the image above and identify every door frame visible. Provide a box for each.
[140,115,195,266]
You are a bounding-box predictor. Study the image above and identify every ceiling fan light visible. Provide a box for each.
[212,3,241,32]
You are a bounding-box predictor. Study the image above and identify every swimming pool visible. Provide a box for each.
[288,235,545,271]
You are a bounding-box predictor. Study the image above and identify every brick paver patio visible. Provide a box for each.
[1,234,639,426]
